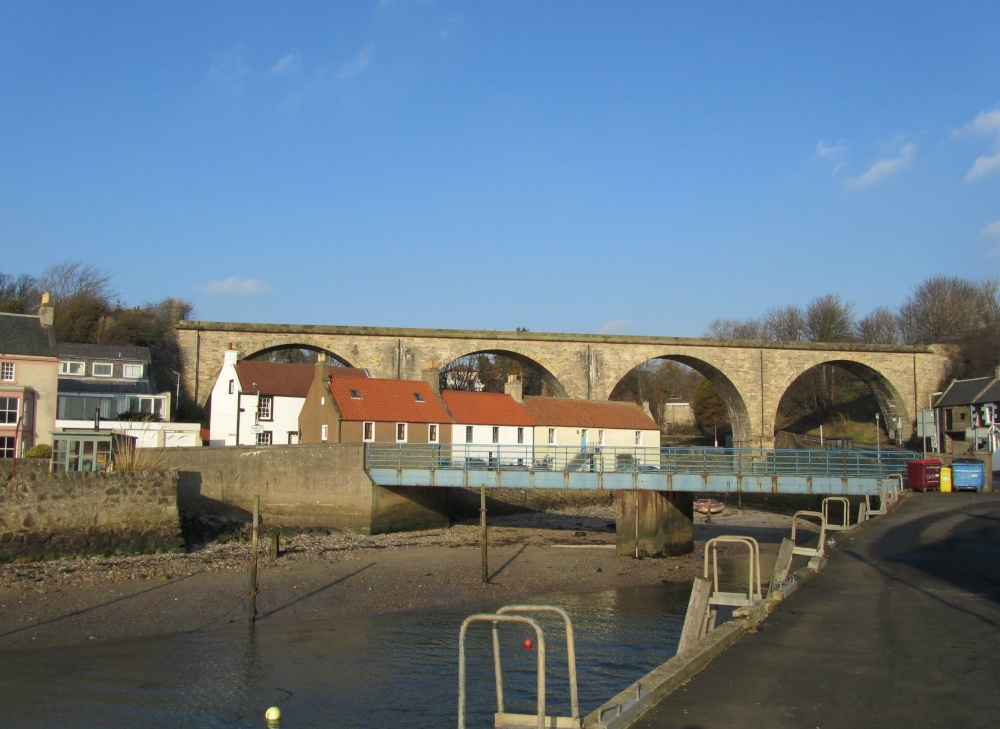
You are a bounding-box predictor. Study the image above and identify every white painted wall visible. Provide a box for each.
[237,393,304,446]
[55,420,202,448]
[209,349,240,446]
[448,423,534,466]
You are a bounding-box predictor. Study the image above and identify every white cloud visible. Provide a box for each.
[979,220,1000,239]
[849,143,915,188]
[336,45,374,81]
[204,277,273,295]
[267,52,301,78]
[815,140,847,159]
[599,319,632,334]
[958,108,1000,181]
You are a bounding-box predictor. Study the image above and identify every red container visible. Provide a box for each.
[907,459,942,491]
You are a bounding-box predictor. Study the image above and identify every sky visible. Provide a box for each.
[2,1,999,338]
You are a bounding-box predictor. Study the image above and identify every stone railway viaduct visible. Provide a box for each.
[174,321,951,450]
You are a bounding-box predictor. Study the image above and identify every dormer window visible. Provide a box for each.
[350,389,361,399]
[414,392,424,402]
[59,361,85,376]
[92,363,113,377]
[123,364,143,379]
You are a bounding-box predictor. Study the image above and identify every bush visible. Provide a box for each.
[25,444,52,458]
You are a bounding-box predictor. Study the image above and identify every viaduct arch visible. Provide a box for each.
[175,321,950,449]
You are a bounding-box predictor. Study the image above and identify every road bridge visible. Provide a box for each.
[174,320,950,450]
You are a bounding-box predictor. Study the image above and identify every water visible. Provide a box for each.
[0,583,689,729]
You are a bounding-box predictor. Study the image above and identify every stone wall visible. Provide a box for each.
[156,443,450,535]
[0,460,182,562]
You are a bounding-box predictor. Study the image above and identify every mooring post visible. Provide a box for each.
[249,494,260,625]
[480,483,488,584]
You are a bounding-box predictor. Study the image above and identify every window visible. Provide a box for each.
[92,362,113,377]
[350,388,362,399]
[1,362,14,381]
[257,396,273,421]
[465,425,474,443]
[124,396,165,417]
[59,361,85,376]
[0,436,14,458]
[548,428,556,445]
[635,431,643,446]
[492,426,500,443]
[414,392,424,402]
[58,395,114,420]
[228,379,235,395]
[321,424,329,442]
[123,364,143,378]
[0,397,18,424]
[598,430,605,445]
[428,424,439,443]
[363,422,374,441]
[517,427,524,444]
[256,431,273,446]
[396,423,407,442]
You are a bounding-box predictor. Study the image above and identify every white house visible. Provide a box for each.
[440,389,535,467]
[208,347,315,446]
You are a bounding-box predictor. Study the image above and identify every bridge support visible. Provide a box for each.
[614,490,694,558]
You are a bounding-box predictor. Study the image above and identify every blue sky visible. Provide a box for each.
[2,1,998,337]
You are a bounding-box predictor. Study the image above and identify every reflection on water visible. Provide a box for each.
[0,583,688,729]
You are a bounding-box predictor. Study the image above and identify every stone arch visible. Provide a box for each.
[607,354,755,448]
[771,358,913,444]
[244,339,356,368]
[437,348,569,398]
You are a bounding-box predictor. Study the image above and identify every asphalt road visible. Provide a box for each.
[631,492,1000,729]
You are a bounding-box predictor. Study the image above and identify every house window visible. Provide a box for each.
[125,396,165,417]
[59,361,85,376]
[321,424,329,442]
[635,431,642,446]
[517,427,524,444]
[257,396,273,421]
[228,379,235,395]
[428,424,439,443]
[350,389,362,399]
[256,430,273,446]
[598,430,605,445]
[123,364,143,378]
[0,397,18,424]
[466,425,473,443]
[1,362,14,381]
[363,422,374,442]
[396,423,407,442]
[492,426,500,443]
[414,392,424,402]
[548,428,556,445]
[0,436,14,458]
[92,362,113,377]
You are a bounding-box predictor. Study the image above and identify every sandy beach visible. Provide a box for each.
[0,506,796,651]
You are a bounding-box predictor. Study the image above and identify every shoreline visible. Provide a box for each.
[0,507,795,651]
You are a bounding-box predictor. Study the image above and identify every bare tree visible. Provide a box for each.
[763,305,807,341]
[856,306,901,344]
[805,294,856,343]
[38,261,118,304]
[706,317,765,340]
[0,273,41,313]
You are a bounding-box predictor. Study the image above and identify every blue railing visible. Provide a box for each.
[365,444,916,479]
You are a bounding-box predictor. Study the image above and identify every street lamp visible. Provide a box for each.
[875,412,881,464]
[171,370,181,420]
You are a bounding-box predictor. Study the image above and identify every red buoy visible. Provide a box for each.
[523,638,533,650]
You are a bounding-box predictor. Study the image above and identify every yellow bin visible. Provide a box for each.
[940,466,952,493]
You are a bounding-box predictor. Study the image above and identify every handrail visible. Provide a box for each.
[790,511,827,558]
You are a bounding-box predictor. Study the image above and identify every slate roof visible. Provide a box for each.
[57,342,151,363]
[235,361,316,399]
[57,379,154,396]
[0,313,56,357]
[936,377,994,408]
[441,390,535,426]
[522,397,658,430]
[328,377,451,424]
[972,379,1000,405]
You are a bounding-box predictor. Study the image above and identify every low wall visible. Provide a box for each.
[156,444,449,535]
[0,460,182,562]
[449,486,614,518]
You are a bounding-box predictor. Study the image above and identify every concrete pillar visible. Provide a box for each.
[614,490,694,557]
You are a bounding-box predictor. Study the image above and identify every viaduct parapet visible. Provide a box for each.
[174,321,951,450]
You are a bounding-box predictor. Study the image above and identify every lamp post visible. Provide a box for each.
[875,412,881,464]
[171,370,181,420]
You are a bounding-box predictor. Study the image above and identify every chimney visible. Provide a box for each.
[223,342,238,367]
[38,291,54,328]
[642,401,652,417]
[504,376,523,403]
[422,367,441,394]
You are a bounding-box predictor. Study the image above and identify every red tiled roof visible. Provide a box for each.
[329,377,451,424]
[235,361,315,399]
[441,390,535,426]
[522,397,658,430]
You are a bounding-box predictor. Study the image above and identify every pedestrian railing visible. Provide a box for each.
[822,497,851,532]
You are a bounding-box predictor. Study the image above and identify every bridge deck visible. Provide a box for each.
[366,444,914,495]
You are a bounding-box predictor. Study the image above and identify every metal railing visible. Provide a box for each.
[365,443,916,479]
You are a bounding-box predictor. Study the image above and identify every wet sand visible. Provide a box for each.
[0,507,797,651]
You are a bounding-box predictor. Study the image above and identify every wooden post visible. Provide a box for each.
[249,495,260,625]
[480,484,488,584]
[269,531,280,559]
[678,577,712,653]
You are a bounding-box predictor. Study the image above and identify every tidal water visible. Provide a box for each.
[0,582,689,729]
